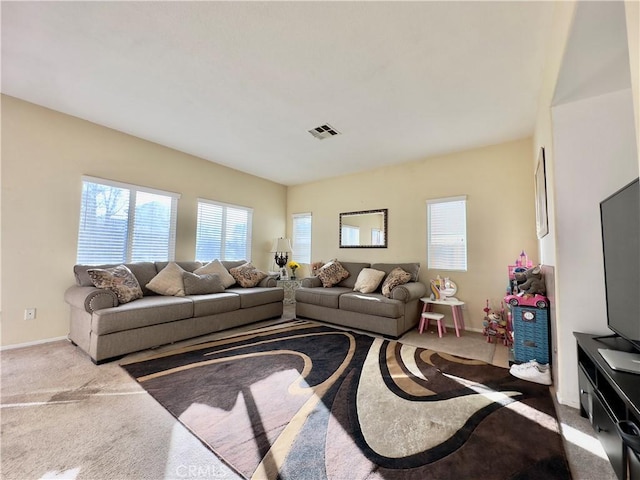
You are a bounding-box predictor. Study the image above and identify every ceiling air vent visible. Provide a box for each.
[308,123,341,140]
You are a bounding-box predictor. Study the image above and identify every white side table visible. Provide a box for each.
[277,279,302,304]
[419,297,466,337]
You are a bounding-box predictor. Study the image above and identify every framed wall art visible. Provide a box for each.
[535,147,549,239]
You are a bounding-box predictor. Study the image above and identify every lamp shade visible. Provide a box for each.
[270,237,293,253]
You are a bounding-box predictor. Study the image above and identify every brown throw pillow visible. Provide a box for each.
[381,267,412,298]
[229,262,268,288]
[87,264,143,304]
[182,272,225,295]
[317,260,350,288]
[146,262,186,296]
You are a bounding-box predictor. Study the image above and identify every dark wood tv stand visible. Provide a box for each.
[575,332,640,479]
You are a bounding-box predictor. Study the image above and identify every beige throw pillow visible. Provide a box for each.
[87,264,143,304]
[381,267,412,298]
[229,262,268,288]
[146,262,186,296]
[353,268,386,294]
[195,260,236,288]
[182,272,225,295]
[317,260,350,288]
[294,263,312,279]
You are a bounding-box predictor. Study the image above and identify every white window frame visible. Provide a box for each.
[427,195,468,271]
[195,198,253,262]
[292,212,312,264]
[77,175,180,264]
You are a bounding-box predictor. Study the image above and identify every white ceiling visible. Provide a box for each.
[1,1,554,186]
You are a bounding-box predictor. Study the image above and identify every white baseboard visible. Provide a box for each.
[464,326,484,333]
[1,336,69,351]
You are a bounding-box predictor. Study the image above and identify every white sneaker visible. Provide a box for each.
[509,362,552,385]
[511,359,549,372]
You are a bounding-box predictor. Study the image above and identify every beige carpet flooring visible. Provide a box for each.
[0,305,616,479]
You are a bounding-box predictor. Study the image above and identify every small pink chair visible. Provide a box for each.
[419,312,446,337]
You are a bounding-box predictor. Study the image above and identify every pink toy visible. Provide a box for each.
[505,293,548,309]
[482,299,513,346]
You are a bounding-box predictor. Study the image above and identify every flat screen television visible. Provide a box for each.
[600,177,640,351]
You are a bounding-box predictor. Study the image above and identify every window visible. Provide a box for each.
[196,199,253,262]
[341,225,360,246]
[77,176,179,264]
[427,196,467,271]
[292,213,312,263]
[371,228,384,246]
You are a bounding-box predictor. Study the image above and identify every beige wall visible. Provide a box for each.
[1,95,287,346]
[287,138,538,331]
[533,1,640,407]
[533,1,577,268]
[626,0,640,165]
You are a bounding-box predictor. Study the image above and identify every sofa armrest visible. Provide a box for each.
[64,286,119,313]
[391,282,427,303]
[300,277,322,288]
[258,276,278,288]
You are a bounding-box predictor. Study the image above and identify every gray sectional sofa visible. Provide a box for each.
[295,261,427,338]
[65,260,283,363]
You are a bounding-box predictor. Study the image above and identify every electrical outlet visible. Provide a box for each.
[24,308,36,320]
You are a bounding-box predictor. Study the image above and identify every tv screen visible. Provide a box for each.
[600,177,640,349]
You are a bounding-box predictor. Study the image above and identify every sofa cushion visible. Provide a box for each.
[226,287,284,308]
[155,261,202,273]
[353,268,386,293]
[190,292,241,317]
[371,263,421,282]
[222,260,247,271]
[183,272,225,295]
[317,260,351,288]
[76,262,158,296]
[339,292,403,319]
[336,262,371,289]
[92,296,194,335]
[86,265,143,304]
[381,267,412,298]
[195,260,236,288]
[229,262,268,288]
[295,286,352,309]
[146,262,187,297]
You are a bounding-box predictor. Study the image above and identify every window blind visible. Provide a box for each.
[77,176,179,264]
[196,199,253,262]
[292,213,312,263]
[427,196,467,271]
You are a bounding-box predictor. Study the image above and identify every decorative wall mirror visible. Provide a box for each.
[339,209,388,248]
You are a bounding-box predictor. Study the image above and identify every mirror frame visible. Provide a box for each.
[339,208,388,248]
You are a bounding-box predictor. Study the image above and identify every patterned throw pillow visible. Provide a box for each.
[87,264,143,304]
[229,262,268,288]
[317,260,350,288]
[381,267,412,298]
[353,268,386,294]
[146,262,186,296]
[182,272,225,295]
[194,260,236,288]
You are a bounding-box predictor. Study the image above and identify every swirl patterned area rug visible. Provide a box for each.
[122,320,571,480]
